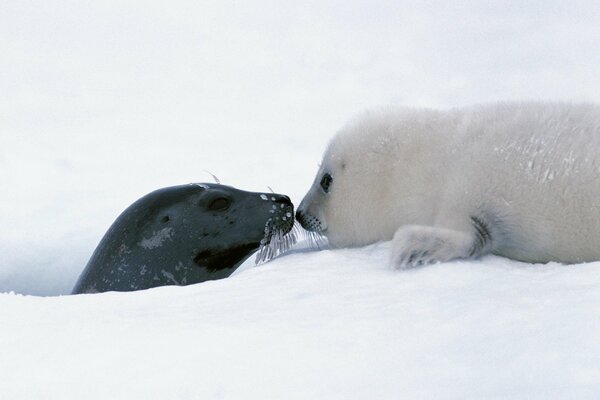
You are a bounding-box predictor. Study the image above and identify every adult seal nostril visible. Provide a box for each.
[278,195,292,204]
[270,194,292,205]
[72,183,295,294]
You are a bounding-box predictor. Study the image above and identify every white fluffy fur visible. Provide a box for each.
[297,102,600,267]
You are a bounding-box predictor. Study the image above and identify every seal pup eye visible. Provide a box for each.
[208,197,231,211]
[320,173,333,193]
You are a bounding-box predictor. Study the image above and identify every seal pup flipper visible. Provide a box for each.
[390,219,492,269]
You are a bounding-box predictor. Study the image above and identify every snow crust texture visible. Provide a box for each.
[2,244,600,399]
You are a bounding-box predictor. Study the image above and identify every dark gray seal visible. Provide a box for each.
[72,183,294,294]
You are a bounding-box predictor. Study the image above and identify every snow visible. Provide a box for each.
[2,1,600,398]
[2,247,600,399]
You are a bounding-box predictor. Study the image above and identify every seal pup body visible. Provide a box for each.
[73,183,294,293]
[297,103,600,267]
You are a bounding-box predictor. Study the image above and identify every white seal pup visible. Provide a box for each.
[296,102,600,267]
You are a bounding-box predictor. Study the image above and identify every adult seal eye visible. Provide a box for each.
[70,183,297,294]
[208,197,231,211]
[320,173,333,193]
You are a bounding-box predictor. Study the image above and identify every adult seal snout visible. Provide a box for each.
[72,183,294,294]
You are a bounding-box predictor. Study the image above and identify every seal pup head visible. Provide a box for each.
[296,110,425,248]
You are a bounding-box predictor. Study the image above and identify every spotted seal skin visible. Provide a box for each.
[72,183,294,294]
[297,102,600,268]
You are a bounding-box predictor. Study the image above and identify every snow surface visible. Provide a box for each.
[3,247,600,399]
[2,1,600,398]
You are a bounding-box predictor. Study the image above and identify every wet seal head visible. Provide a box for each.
[72,183,295,294]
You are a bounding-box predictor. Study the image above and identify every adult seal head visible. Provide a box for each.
[296,102,600,268]
[72,183,294,294]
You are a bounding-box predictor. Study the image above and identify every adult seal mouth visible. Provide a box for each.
[72,183,295,294]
